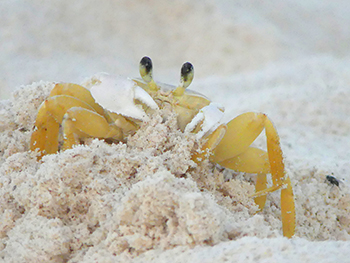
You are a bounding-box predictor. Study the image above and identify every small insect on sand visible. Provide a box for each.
[326,175,340,187]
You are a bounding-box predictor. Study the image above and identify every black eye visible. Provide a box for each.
[181,62,193,82]
[140,56,152,74]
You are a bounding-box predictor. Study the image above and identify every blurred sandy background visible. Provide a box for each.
[1,0,350,99]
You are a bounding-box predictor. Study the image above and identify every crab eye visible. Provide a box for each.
[173,61,194,96]
[181,62,194,89]
[139,56,153,83]
[181,62,193,82]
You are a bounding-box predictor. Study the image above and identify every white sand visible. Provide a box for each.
[1,0,350,262]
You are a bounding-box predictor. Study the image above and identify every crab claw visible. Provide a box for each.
[90,73,158,120]
[185,103,225,139]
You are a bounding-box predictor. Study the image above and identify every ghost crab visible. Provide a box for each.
[30,56,295,238]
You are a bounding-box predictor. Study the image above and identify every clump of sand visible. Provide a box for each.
[0,79,349,262]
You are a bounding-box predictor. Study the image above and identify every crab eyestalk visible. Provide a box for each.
[173,62,194,96]
[139,56,158,91]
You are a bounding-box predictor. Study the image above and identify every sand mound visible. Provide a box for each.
[1,77,350,262]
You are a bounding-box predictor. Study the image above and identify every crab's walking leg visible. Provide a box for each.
[192,124,227,163]
[281,176,295,238]
[30,95,98,156]
[255,173,267,211]
[62,107,123,150]
[264,116,295,238]
[31,83,106,157]
[49,83,105,115]
[210,112,271,210]
[217,146,269,211]
[30,108,60,156]
[211,112,295,238]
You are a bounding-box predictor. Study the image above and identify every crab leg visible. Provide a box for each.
[211,113,266,163]
[218,147,269,173]
[281,176,295,238]
[62,107,123,150]
[192,124,227,162]
[217,146,269,212]
[255,173,268,212]
[211,112,295,238]
[30,95,98,156]
[30,109,60,156]
[49,83,105,116]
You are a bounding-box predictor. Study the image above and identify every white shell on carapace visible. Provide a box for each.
[185,102,225,139]
[90,73,158,120]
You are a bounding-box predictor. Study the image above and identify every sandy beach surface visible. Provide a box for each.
[1,1,350,262]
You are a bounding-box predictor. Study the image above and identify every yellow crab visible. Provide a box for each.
[30,57,295,238]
